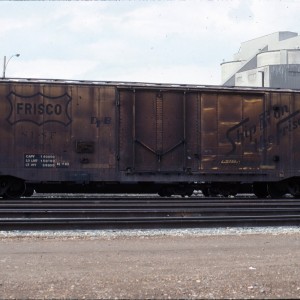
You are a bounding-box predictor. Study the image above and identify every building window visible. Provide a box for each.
[236,76,243,83]
[248,73,257,81]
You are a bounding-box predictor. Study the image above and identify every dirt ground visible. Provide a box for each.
[0,230,300,299]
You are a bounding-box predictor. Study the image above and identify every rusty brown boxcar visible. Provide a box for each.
[1,78,300,198]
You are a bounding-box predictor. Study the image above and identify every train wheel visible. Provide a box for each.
[4,179,26,199]
[268,183,286,199]
[201,187,210,197]
[181,187,194,197]
[202,187,218,197]
[221,185,238,198]
[221,190,237,198]
[180,191,193,197]
[287,182,300,198]
[158,188,172,197]
[23,186,34,197]
[253,183,268,198]
[221,191,229,197]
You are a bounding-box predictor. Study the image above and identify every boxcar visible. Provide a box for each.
[1,79,300,198]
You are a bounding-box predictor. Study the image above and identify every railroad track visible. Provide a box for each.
[0,194,300,229]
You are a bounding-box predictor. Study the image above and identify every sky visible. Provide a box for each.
[1,0,300,85]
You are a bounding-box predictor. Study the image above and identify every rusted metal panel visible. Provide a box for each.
[6,83,71,180]
[197,89,300,178]
[200,92,265,172]
[291,93,300,172]
[0,82,15,170]
[118,89,134,171]
[70,85,116,172]
[185,92,201,172]
[155,91,185,172]
[0,82,117,182]
[267,92,295,174]
[200,93,218,170]
[3,78,300,186]
[118,89,188,173]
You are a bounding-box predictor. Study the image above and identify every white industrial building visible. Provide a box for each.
[221,31,300,89]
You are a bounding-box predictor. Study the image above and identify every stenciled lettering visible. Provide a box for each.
[276,110,300,144]
[7,91,72,126]
[226,106,300,155]
[16,102,62,116]
[91,116,112,127]
[226,118,250,155]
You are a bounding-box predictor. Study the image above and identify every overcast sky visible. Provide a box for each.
[1,0,299,85]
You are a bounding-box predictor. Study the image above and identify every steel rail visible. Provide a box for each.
[0,195,300,229]
[0,215,300,227]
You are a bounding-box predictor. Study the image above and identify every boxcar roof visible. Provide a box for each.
[1,77,300,94]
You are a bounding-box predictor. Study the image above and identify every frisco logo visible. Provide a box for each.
[6,91,72,126]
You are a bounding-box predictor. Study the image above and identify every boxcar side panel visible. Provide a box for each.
[200,92,266,175]
[1,83,73,181]
[70,85,117,182]
[119,89,188,173]
[291,93,300,175]
[185,92,201,172]
[200,93,218,170]
[0,82,117,183]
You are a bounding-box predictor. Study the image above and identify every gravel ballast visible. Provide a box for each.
[0,226,300,299]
